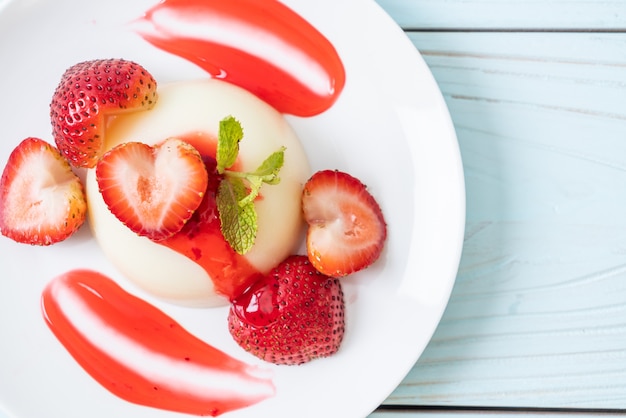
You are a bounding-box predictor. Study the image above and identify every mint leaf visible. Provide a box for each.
[253,146,285,184]
[216,116,244,173]
[217,177,257,255]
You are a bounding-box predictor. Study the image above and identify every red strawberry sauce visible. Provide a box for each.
[133,0,345,116]
[41,270,275,416]
[161,132,264,300]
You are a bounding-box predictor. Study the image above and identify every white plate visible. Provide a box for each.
[0,0,464,417]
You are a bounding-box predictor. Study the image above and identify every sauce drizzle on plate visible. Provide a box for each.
[41,269,275,416]
[133,0,346,116]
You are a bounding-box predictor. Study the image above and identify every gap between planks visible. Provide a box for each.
[375,404,626,415]
[403,28,626,33]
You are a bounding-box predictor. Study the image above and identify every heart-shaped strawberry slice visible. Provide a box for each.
[95,138,209,241]
[302,170,387,277]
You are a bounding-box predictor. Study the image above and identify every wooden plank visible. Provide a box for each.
[369,410,619,417]
[375,0,626,30]
[376,32,626,410]
[407,32,626,224]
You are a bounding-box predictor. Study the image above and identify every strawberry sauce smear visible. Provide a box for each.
[133,0,345,116]
[41,270,275,416]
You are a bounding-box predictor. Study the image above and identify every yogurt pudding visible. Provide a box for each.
[86,79,310,307]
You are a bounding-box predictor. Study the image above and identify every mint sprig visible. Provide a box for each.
[215,116,285,255]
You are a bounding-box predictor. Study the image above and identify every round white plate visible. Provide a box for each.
[0,0,465,417]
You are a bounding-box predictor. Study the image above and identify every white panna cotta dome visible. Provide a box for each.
[86,79,311,307]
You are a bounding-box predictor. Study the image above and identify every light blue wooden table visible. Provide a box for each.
[370,0,626,417]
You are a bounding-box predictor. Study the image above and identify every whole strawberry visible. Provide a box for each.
[228,255,345,366]
[50,59,157,168]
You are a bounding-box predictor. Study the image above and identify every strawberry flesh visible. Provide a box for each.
[50,59,157,168]
[0,137,87,245]
[302,170,387,277]
[228,255,345,366]
[95,138,209,241]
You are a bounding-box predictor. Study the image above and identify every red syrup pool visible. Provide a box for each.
[41,269,275,416]
[160,132,264,301]
[133,0,346,116]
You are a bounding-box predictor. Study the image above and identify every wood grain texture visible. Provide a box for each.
[374,0,626,30]
[370,31,626,414]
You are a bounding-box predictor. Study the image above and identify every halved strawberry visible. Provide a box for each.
[95,138,209,241]
[228,255,345,365]
[50,59,157,168]
[0,137,87,245]
[302,170,387,277]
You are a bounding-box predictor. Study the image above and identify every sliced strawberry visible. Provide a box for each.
[95,138,209,241]
[0,137,87,245]
[302,170,387,277]
[228,255,345,365]
[50,59,157,168]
